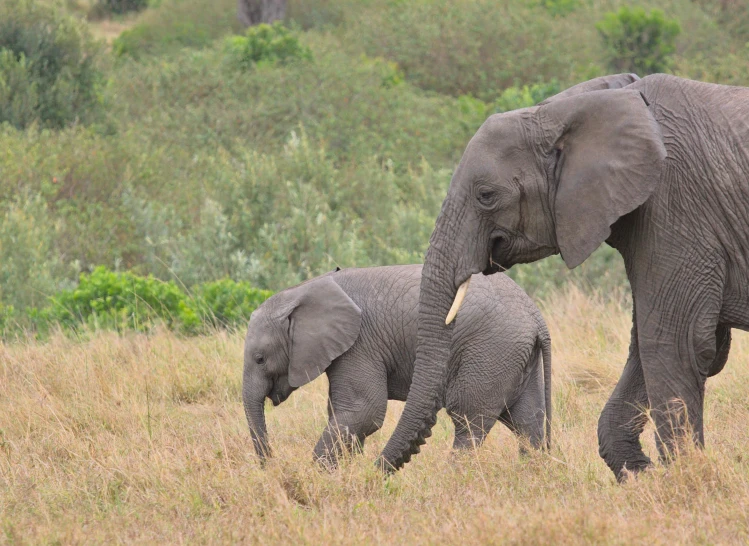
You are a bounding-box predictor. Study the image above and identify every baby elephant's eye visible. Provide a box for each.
[254,353,265,365]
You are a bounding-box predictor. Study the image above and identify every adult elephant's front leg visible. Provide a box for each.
[636,265,723,464]
[598,309,652,481]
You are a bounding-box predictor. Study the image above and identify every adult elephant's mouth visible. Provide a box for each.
[486,231,557,273]
[484,234,511,275]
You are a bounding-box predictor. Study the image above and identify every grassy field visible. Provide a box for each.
[2,287,749,544]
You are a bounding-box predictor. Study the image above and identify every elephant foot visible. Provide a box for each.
[616,457,654,483]
[313,453,340,472]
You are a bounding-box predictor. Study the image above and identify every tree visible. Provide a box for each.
[597,7,681,75]
[237,0,286,28]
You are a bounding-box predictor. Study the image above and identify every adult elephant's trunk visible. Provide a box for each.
[243,378,272,460]
[378,208,465,471]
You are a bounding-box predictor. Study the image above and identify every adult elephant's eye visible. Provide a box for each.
[477,187,497,207]
[254,353,265,365]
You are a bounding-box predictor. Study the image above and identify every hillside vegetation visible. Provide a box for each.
[3,0,749,330]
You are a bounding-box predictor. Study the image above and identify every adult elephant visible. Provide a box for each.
[378,73,746,481]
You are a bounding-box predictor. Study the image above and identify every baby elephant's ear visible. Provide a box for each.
[287,276,362,388]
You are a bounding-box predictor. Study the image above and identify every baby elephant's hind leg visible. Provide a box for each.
[450,413,497,450]
[500,357,547,452]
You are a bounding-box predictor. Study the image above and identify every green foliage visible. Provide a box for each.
[40,266,194,332]
[89,0,149,18]
[538,0,577,17]
[494,80,561,113]
[344,0,591,101]
[286,0,352,29]
[224,22,312,69]
[693,0,749,44]
[0,0,103,129]
[113,0,239,58]
[597,7,681,75]
[7,0,749,338]
[36,266,272,335]
[106,37,476,168]
[191,279,273,330]
[0,193,68,311]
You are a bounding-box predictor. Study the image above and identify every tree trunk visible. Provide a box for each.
[237,0,287,28]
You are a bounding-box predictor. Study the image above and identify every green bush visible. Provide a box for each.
[538,0,577,17]
[345,0,592,101]
[191,279,273,330]
[692,0,749,44]
[0,0,103,129]
[89,0,149,18]
[36,266,272,335]
[107,38,477,168]
[0,193,69,312]
[494,80,560,113]
[286,0,351,29]
[40,266,197,333]
[112,0,240,58]
[597,7,681,75]
[224,22,312,69]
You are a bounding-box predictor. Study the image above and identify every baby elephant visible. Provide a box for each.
[243,265,551,467]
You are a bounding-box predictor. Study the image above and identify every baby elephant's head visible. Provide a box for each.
[242,275,362,461]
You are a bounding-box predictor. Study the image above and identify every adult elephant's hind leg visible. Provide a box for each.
[598,315,652,482]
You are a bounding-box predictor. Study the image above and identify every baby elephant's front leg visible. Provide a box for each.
[313,373,388,469]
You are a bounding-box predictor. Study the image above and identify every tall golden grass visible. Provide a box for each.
[1,286,748,544]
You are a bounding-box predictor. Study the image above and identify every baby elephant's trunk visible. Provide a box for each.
[243,377,272,460]
[245,399,271,460]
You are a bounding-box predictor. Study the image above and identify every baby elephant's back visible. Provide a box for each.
[452,273,543,363]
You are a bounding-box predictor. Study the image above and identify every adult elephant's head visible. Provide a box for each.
[378,74,667,470]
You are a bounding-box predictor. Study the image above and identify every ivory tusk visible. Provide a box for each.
[445,278,471,325]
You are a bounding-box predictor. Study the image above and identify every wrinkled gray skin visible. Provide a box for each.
[380,73,749,481]
[243,265,551,467]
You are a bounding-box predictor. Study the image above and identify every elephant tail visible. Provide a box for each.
[539,326,552,450]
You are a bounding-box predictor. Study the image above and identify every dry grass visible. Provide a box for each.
[2,286,749,544]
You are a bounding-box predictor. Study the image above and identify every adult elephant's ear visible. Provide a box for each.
[286,276,362,388]
[541,88,666,268]
[538,73,640,105]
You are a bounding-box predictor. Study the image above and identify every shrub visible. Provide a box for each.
[191,279,272,330]
[112,0,240,58]
[40,266,196,333]
[0,0,102,129]
[224,22,311,69]
[494,80,560,113]
[597,7,681,75]
[89,0,149,18]
[346,0,591,100]
[36,266,272,335]
[538,0,577,17]
[108,38,477,169]
[286,0,350,29]
[0,193,68,312]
